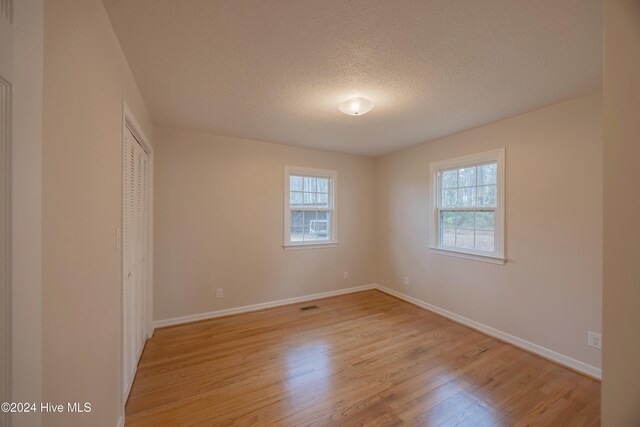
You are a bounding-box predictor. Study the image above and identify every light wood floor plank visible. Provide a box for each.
[125,290,600,426]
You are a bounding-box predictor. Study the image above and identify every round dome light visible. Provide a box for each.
[339,97,375,116]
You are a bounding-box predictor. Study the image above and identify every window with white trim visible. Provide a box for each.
[284,166,337,249]
[430,149,505,263]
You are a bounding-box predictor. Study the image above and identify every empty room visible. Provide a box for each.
[2,0,639,426]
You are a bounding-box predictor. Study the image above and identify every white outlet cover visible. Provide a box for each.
[404,277,410,286]
[588,331,602,349]
[343,272,349,280]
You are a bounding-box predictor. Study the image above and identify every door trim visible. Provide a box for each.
[0,75,12,427]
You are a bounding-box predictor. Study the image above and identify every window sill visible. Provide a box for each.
[429,247,506,265]
[284,242,339,251]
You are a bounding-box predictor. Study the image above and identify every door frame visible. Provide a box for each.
[5,2,44,425]
[0,4,13,426]
[0,69,12,427]
[121,102,153,407]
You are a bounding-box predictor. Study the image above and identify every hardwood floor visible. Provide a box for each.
[125,290,600,426]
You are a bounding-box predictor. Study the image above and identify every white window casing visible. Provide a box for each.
[429,148,505,264]
[284,166,338,250]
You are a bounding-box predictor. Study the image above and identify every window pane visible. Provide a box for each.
[303,210,317,225]
[456,211,474,229]
[291,210,303,226]
[478,163,497,185]
[317,193,328,207]
[477,185,497,207]
[290,191,303,206]
[475,211,494,230]
[458,167,476,187]
[302,225,312,241]
[290,175,303,191]
[291,226,304,242]
[441,211,455,228]
[457,187,476,207]
[317,178,329,193]
[442,189,457,208]
[300,210,330,241]
[475,230,495,252]
[311,212,329,240]
[456,229,474,249]
[441,228,455,246]
[304,177,317,192]
[302,211,316,241]
[442,170,457,189]
[303,192,316,206]
[287,170,335,244]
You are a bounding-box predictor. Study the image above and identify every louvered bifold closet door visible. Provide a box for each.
[123,126,149,399]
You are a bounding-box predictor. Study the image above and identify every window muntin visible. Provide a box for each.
[431,149,505,262]
[440,210,495,252]
[285,167,337,247]
[438,162,497,252]
[440,163,497,208]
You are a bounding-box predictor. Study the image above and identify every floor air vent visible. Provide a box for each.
[299,305,319,311]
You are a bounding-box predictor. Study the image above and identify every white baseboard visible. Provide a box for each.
[152,282,600,379]
[154,284,377,328]
[375,284,602,379]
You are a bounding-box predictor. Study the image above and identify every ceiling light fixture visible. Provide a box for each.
[339,97,375,116]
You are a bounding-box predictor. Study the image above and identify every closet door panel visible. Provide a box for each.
[123,127,149,398]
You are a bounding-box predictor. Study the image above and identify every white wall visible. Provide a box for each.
[153,127,377,322]
[42,0,153,425]
[602,0,640,425]
[375,93,603,373]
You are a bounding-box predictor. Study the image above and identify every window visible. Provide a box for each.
[284,166,337,249]
[430,149,505,264]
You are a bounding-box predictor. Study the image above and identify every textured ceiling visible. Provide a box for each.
[103,0,602,156]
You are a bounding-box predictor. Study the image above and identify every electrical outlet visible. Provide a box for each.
[215,288,224,299]
[404,277,410,286]
[588,331,601,349]
[343,271,349,280]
